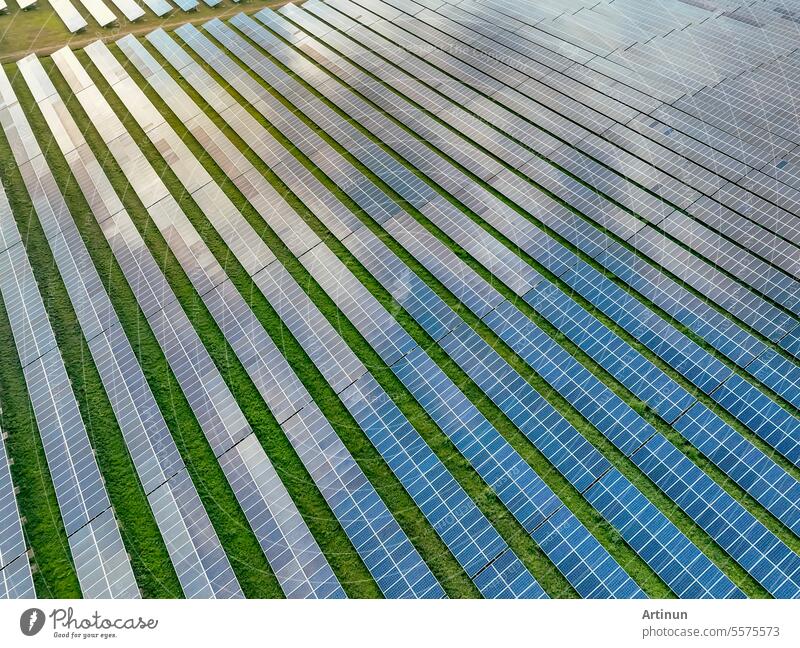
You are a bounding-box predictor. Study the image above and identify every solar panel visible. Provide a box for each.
[172,0,197,11]
[148,469,243,598]
[428,0,800,288]
[48,0,88,33]
[632,434,800,597]
[65,43,440,599]
[283,2,800,464]
[0,181,138,597]
[131,15,800,596]
[107,42,549,597]
[75,0,116,27]
[139,0,171,17]
[146,26,642,598]
[43,49,344,601]
[332,5,794,330]
[136,29,749,598]
[0,424,35,599]
[106,0,144,21]
[15,54,249,599]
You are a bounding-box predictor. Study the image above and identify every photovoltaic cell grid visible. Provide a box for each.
[144,19,764,593]
[257,0,800,484]
[0,419,34,599]
[57,43,442,599]
[1,0,799,599]
[273,3,791,480]
[0,95,138,597]
[44,45,345,600]
[103,34,545,598]
[196,9,800,596]
[280,0,800,469]
[304,0,800,405]
[160,24,647,599]
[13,53,243,600]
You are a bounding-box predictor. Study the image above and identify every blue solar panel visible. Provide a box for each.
[212,11,800,599]
[532,505,645,598]
[710,374,800,467]
[560,261,732,395]
[296,0,800,442]
[157,26,648,598]
[584,469,744,599]
[525,281,696,424]
[672,404,800,536]
[60,44,435,599]
[482,300,653,456]
[780,325,800,360]
[632,434,800,598]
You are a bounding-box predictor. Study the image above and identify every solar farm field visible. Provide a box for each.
[0,0,799,599]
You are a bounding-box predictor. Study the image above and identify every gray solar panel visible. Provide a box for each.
[66,42,440,599]
[0,423,35,599]
[158,24,643,597]
[45,47,344,600]
[15,54,243,599]
[0,135,137,599]
[253,4,800,527]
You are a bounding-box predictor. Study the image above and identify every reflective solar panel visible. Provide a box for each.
[120,34,552,598]
[17,55,247,599]
[48,0,88,33]
[68,44,439,599]
[155,24,643,597]
[3,0,797,603]
[280,3,800,480]
[137,27,749,598]
[43,47,343,600]
[313,0,800,407]
[180,10,800,596]
[0,426,35,599]
[107,0,144,20]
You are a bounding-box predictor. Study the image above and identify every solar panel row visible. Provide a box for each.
[42,46,346,600]
[104,35,546,598]
[0,77,138,596]
[0,417,35,599]
[58,43,442,599]
[327,0,800,350]
[385,0,800,292]
[195,10,800,597]
[165,24,645,598]
[139,41,741,598]
[13,54,243,600]
[286,0,800,463]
